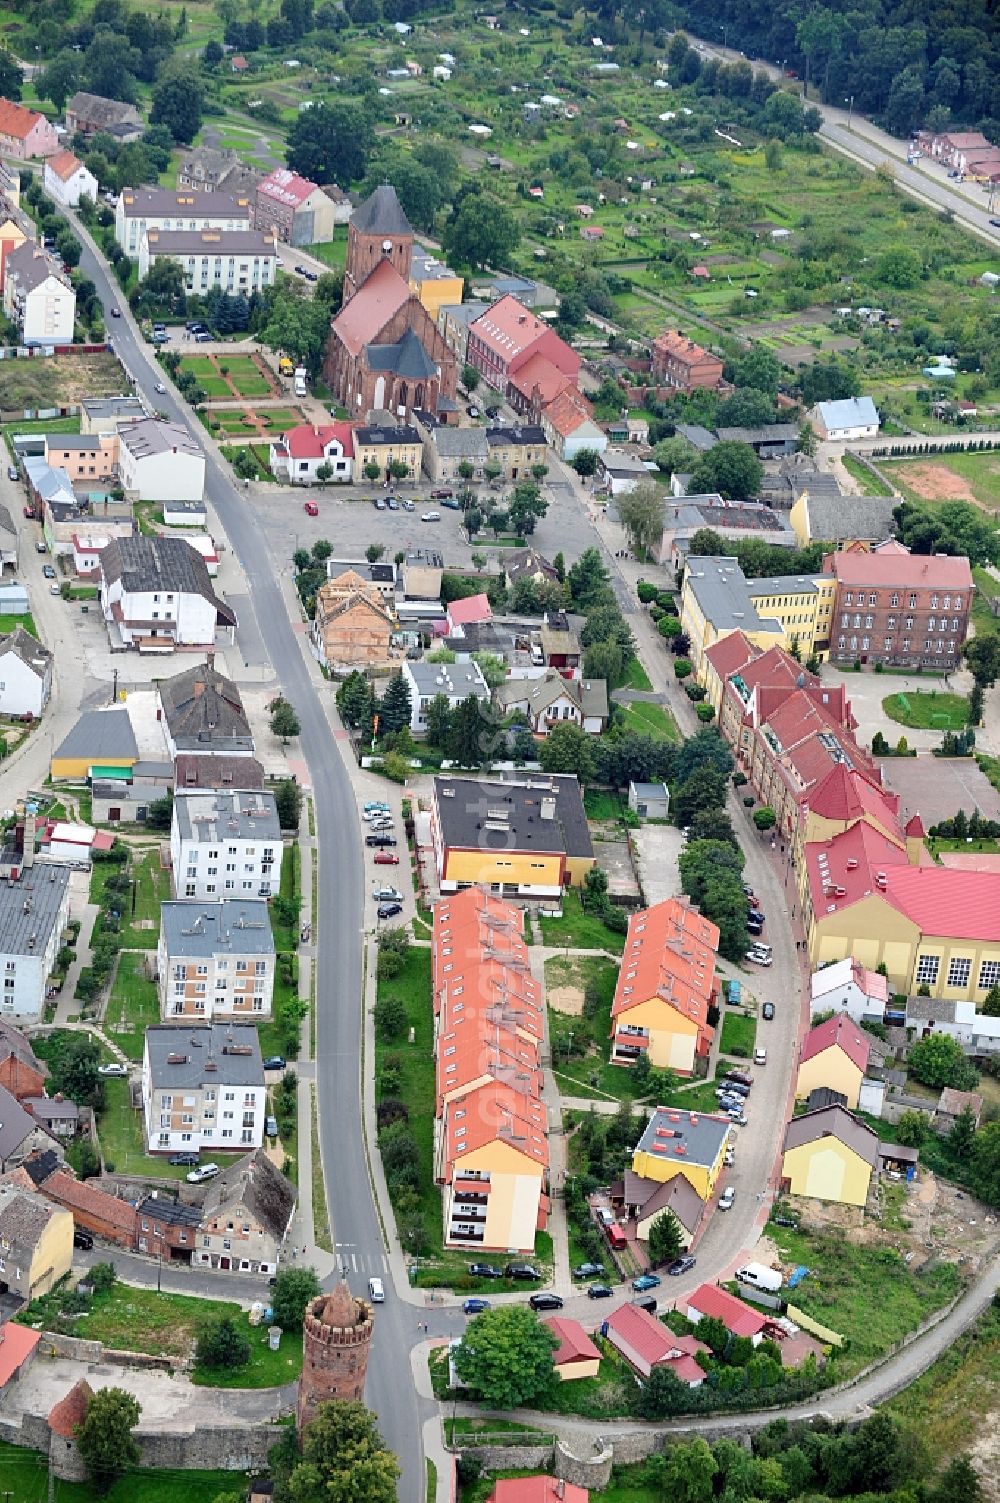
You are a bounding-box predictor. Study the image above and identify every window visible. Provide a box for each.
[845,592,853,605]
[838,636,846,650]
[868,593,877,605]
[947,957,971,989]
[853,614,861,629]
[909,594,917,608]
[862,636,870,651]
[887,617,896,629]
[928,617,936,632]
[884,638,893,652]
[905,617,914,630]
[915,954,939,986]
[931,595,938,608]
[865,615,873,629]
[978,960,1000,990]
[891,593,899,607]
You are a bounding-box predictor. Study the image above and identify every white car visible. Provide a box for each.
[754,1047,767,1066]
[421,510,441,522]
[718,1187,736,1211]
[97,1062,128,1077]
[154,382,166,393]
[368,1276,385,1303]
[187,1162,221,1183]
[373,886,403,902]
[745,944,773,966]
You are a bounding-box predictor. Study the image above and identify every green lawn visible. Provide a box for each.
[882,690,969,731]
[622,656,653,691]
[0,1442,237,1503]
[538,889,625,953]
[583,788,625,820]
[840,452,895,496]
[971,566,1000,641]
[0,613,37,637]
[96,1076,242,1182]
[617,700,679,740]
[546,953,631,1101]
[719,1010,756,1059]
[5,414,82,436]
[105,951,161,1060]
[221,443,271,479]
[304,232,347,269]
[90,848,171,949]
[885,1299,1000,1455]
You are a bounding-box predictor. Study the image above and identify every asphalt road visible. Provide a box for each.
[68,215,427,1503]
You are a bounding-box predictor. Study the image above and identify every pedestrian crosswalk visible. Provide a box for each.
[335,1244,389,1276]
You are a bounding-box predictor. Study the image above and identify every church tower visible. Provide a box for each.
[296,1283,375,1433]
[343,184,414,302]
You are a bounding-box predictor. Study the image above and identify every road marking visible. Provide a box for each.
[351,1252,358,1271]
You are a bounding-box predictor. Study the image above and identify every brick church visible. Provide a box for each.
[323,185,457,420]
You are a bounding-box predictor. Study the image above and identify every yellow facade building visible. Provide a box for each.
[630,1106,730,1203]
[795,1014,870,1110]
[353,422,422,481]
[781,1106,878,1206]
[431,774,594,897]
[0,1187,74,1301]
[51,707,137,782]
[746,572,836,659]
[609,899,720,1076]
[789,488,898,552]
[681,557,835,677]
[439,1091,548,1254]
[409,246,464,322]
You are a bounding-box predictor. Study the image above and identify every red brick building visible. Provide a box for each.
[323,185,456,419]
[0,1021,47,1101]
[825,541,973,670]
[297,1284,375,1431]
[466,295,580,413]
[651,329,724,392]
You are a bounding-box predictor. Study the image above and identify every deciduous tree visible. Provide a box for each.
[75,1388,140,1495]
[271,1267,321,1332]
[538,722,596,781]
[453,1307,558,1408]
[616,480,666,559]
[286,1400,399,1503]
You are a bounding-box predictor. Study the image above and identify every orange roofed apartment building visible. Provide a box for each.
[651,329,724,393]
[610,898,720,1075]
[431,888,549,1254]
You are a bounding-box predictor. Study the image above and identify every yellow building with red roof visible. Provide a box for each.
[609,898,719,1075]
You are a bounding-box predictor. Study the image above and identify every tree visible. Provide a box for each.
[287,101,374,185]
[202,38,224,68]
[948,1105,977,1158]
[797,420,818,457]
[507,481,548,538]
[689,807,737,847]
[616,480,666,558]
[424,693,452,750]
[645,1438,718,1503]
[48,1033,105,1110]
[196,1313,251,1370]
[688,441,763,501]
[453,1306,558,1408]
[981,984,1000,1018]
[583,639,624,688]
[964,634,1000,689]
[363,461,381,484]
[673,764,728,827]
[275,778,303,831]
[753,806,777,832]
[730,345,781,396]
[462,363,480,391]
[378,673,412,736]
[270,697,301,744]
[931,1457,984,1503]
[653,435,697,477]
[968,1121,1000,1206]
[133,257,187,317]
[37,51,79,112]
[447,693,491,767]
[336,671,373,730]
[444,192,520,270]
[638,1363,690,1418]
[150,72,204,144]
[538,722,596,782]
[288,1400,399,1503]
[374,993,407,1041]
[567,548,611,610]
[472,652,506,690]
[0,48,23,102]
[315,463,333,485]
[894,1109,930,1148]
[365,543,385,563]
[271,1267,321,1332]
[909,1033,979,1090]
[75,1388,140,1494]
[647,1208,684,1266]
[571,447,600,478]
[145,792,173,832]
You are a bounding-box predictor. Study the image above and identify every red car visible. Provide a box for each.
[373,851,400,865]
[430,487,454,500]
[303,500,319,516]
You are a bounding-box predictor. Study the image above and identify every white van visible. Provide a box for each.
[368,1276,385,1303]
[736,1262,783,1294]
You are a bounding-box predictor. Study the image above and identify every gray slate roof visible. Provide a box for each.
[0,1019,44,1072]
[431,426,489,459]
[0,1185,63,1253]
[715,424,800,445]
[350,184,413,237]
[407,661,489,698]
[434,774,593,860]
[0,627,52,681]
[54,708,138,764]
[145,1023,264,1089]
[0,866,71,961]
[160,899,274,958]
[682,557,774,635]
[366,328,438,379]
[67,92,142,129]
[81,396,147,425]
[159,663,251,747]
[201,1147,295,1241]
[802,489,897,544]
[101,537,235,626]
[355,424,420,446]
[144,229,276,256]
[174,753,265,791]
[0,1085,49,1162]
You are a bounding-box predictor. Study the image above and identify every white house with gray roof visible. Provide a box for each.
[117,420,205,503]
[170,790,281,900]
[0,865,73,1021]
[141,1022,265,1153]
[0,627,52,718]
[158,900,275,1022]
[494,669,609,735]
[2,242,75,348]
[401,658,489,735]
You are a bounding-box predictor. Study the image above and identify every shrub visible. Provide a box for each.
[695,703,715,721]
[637,581,658,604]
[673,658,693,679]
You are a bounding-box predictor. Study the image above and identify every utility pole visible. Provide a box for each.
[846,94,855,129]
[111,667,118,704]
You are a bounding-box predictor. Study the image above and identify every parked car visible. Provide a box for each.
[266,1115,278,1136]
[632,1273,661,1292]
[726,1069,753,1086]
[154,382,166,394]
[595,1206,615,1226]
[469,1262,503,1278]
[49,583,61,595]
[7,465,18,481]
[364,802,391,812]
[187,1163,220,1183]
[506,1264,542,1281]
[587,1284,614,1299]
[762,1002,775,1021]
[294,264,308,276]
[42,564,56,579]
[421,510,441,522]
[724,1146,735,1166]
[728,1109,749,1126]
[368,1277,385,1303]
[463,1297,491,1314]
[572,1261,604,1279]
[374,498,386,510]
[754,1047,767,1065]
[194,330,213,342]
[97,1062,127,1076]
[402,498,415,511]
[667,1254,696,1276]
[467,405,481,418]
[304,500,319,516]
[168,1152,199,1167]
[430,488,454,499]
[745,945,773,966]
[719,1187,736,1211]
[528,1292,563,1311]
[377,902,403,919]
[110,307,121,318]
[262,1054,286,1071]
[387,497,399,510]
[73,1227,94,1250]
[373,886,404,901]
[366,835,397,848]
[373,852,400,865]
[747,914,765,935]
[441,497,462,510]
[35,540,47,554]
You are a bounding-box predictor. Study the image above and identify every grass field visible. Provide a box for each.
[841,452,895,496]
[0,1442,237,1503]
[583,788,625,820]
[546,953,629,1101]
[880,451,1000,512]
[622,657,653,691]
[0,613,37,638]
[882,690,969,731]
[538,890,625,953]
[208,406,301,435]
[0,353,124,413]
[886,1301,1000,1455]
[91,848,171,950]
[719,1010,756,1059]
[105,951,160,1060]
[617,700,679,740]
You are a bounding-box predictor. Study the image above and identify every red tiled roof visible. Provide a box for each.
[704,630,759,680]
[47,150,84,183]
[687,1283,766,1337]
[509,352,574,406]
[652,329,722,372]
[805,763,900,833]
[804,820,909,919]
[606,1301,677,1365]
[39,1170,138,1235]
[444,1079,549,1170]
[447,592,492,626]
[278,423,354,460]
[471,295,553,361]
[800,1013,870,1074]
[0,99,46,141]
[543,388,594,439]
[542,1315,601,1365]
[884,865,1000,943]
[0,1322,40,1387]
[904,813,925,837]
[828,549,973,591]
[488,1479,588,1503]
[48,1378,93,1439]
[331,258,411,358]
[611,898,719,1057]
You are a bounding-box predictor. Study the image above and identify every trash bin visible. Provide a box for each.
[268,1325,283,1351]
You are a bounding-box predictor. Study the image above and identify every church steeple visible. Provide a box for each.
[343,184,414,302]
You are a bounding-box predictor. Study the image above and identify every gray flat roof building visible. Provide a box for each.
[635,1106,731,1168]
[54,708,138,767]
[434,774,594,861]
[682,557,780,636]
[160,900,274,959]
[145,1022,264,1090]
[81,396,147,427]
[406,660,489,700]
[0,866,71,959]
[173,790,281,845]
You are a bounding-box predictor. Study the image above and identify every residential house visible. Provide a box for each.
[269,422,354,485]
[138,227,277,296]
[0,1087,61,1171]
[609,898,720,1074]
[51,707,138,781]
[402,659,490,735]
[353,423,422,483]
[117,419,205,503]
[539,611,581,670]
[43,432,118,484]
[0,197,28,294]
[504,548,559,588]
[79,396,147,435]
[0,629,52,719]
[65,92,143,142]
[0,865,73,1022]
[934,1087,984,1134]
[715,423,799,458]
[133,1194,202,1262]
[141,1022,265,1153]
[177,147,244,193]
[115,187,253,257]
[417,423,488,483]
[312,569,395,672]
[781,1104,879,1206]
[810,957,889,1026]
[194,1147,295,1275]
[686,1283,767,1343]
[21,1099,79,1139]
[158,899,275,1022]
[99,536,235,651]
[825,541,973,670]
[604,1302,709,1385]
[0,1186,73,1300]
[628,1103,729,1203]
[744,571,837,660]
[446,594,492,637]
[0,99,59,160]
[430,774,595,896]
[599,449,651,498]
[789,489,897,551]
[253,168,335,246]
[409,246,464,321]
[651,330,724,392]
[796,1014,870,1110]
[158,661,254,759]
[486,425,547,480]
[486,1480,587,1503]
[494,670,609,736]
[170,789,280,901]
[2,243,75,347]
[43,151,98,209]
[0,1021,47,1101]
[541,388,607,462]
[401,548,443,601]
[680,556,840,677]
[437,301,489,364]
[542,1316,601,1381]
[628,781,670,821]
[620,1165,706,1247]
[466,295,580,413]
[174,754,265,793]
[0,1323,41,1389]
[810,397,879,442]
[904,995,1000,1055]
[27,1157,137,1248]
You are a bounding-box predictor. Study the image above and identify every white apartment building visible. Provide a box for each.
[0,864,72,1022]
[99,535,235,652]
[2,242,76,348]
[115,187,252,256]
[138,228,278,296]
[170,790,281,901]
[141,1022,265,1153]
[401,659,489,736]
[158,900,275,1022]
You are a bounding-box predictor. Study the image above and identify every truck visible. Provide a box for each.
[293,366,307,397]
[735,1261,783,1294]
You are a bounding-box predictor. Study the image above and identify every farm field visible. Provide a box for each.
[880,452,1000,513]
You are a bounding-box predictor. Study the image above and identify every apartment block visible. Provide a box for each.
[157,900,275,1022]
[141,1022,265,1153]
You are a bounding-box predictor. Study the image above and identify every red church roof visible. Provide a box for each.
[331,258,412,358]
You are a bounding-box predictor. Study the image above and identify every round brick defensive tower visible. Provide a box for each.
[296,1282,375,1432]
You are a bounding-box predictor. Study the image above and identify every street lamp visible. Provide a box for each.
[845,94,855,128]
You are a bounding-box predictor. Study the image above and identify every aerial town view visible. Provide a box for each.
[0,0,998,1500]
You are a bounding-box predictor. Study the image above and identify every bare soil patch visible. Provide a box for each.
[0,352,125,413]
[548,984,585,1016]
[890,462,977,503]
